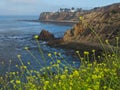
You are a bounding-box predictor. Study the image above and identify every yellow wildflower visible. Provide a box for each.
[48,53,52,57]
[12,72,16,75]
[95,67,99,72]
[17,54,21,58]
[69,81,73,86]
[16,80,21,84]
[92,49,95,53]
[84,51,89,55]
[34,35,39,39]
[55,75,59,79]
[53,84,56,87]
[105,39,109,44]
[92,75,98,79]
[69,75,73,78]
[60,75,66,79]
[44,81,49,85]
[103,86,107,89]
[10,80,14,83]
[79,16,83,20]
[21,66,27,69]
[24,47,29,50]
[58,81,62,85]
[76,50,79,54]
[58,53,61,56]
[57,60,61,64]
[73,70,79,76]
[54,52,57,55]
[47,66,50,70]
[27,62,30,65]
[15,65,18,67]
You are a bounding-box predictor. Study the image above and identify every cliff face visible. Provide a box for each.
[63,3,120,46]
[39,11,87,21]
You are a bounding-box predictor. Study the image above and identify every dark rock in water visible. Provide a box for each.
[39,29,55,41]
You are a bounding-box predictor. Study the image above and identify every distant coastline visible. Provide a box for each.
[18,19,79,25]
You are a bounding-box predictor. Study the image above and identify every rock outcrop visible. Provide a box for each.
[38,30,55,41]
[63,3,120,46]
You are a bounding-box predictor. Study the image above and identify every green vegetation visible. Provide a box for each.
[0,36,120,90]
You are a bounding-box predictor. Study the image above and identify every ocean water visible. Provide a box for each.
[0,16,80,73]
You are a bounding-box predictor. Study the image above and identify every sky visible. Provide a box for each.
[0,0,120,16]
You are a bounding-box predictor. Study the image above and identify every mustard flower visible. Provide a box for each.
[112,54,115,57]
[60,75,66,79]
[92,75,98,79]
[58,81,62,85]
[48,53,52,57]
[64,69,68,73]
[84,51,89,55]
[87,88,92,90]
[24,46,29,50]
[57,60,61,64]
[17,54,21,58]
[79,16,83,20]
[21,66,27,69]
[27,62,30,65]
[16,80,21,84]
[105,39,109,44]
[55,75,59,79]
[76,50,79,54]
[92,49,95,53]
[103,86,107,89]
[73,70,79,76]
[69,81,73,86]
[58,53,61,56]
[10,80,14,83]
[54,52,57,55]
[70,86,72,90]
[82,69,87,72]
[95,67,99,72]
[12,72,16,75]
[15,65,18,67]
[47,66,50,70]
[53,84,56,87]
[34,35,39,39]
[69,75,73,78]
[44,81,49,85]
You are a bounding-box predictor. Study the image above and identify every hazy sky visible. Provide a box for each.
[0,0,120,15]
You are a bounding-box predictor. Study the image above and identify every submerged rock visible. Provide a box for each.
[38,29,55,41]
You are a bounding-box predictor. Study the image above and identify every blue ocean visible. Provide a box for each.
[0,16,80,73]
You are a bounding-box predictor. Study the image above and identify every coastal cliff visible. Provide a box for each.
[39,10,88,22]
[63,3,120,46]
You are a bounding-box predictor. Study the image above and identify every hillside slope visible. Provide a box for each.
[63,3,120,46]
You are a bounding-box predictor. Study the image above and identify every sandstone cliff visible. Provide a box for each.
[63,3,120,46]
[39,11,87,21]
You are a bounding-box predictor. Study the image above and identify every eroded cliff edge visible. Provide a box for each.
[63,3,120,46]
[39,9,88,22]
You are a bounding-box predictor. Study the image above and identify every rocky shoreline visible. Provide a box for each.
[37,3,120,57]
[38,30,118,58]
[18,19,79,26]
